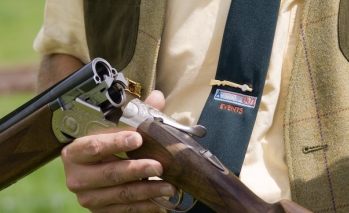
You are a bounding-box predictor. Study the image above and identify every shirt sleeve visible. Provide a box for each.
[33,0,90,63]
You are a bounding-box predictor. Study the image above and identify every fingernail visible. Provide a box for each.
[160,186,175,197]
[145,165,161,176]
[125,135,140,148]
[160,207,167,213]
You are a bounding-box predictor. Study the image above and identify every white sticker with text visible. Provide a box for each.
[214,89,257,108]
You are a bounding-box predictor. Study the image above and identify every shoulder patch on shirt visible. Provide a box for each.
[214,89,257,108]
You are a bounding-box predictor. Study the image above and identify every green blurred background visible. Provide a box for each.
[0,1,88,212]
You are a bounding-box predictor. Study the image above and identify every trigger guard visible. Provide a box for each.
[150,190,198,212]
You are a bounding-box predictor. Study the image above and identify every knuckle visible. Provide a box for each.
[60,147,68,160]
[103,165,123,185]
[61,145,73,163]
[84,137,102,158]
[117,187,136,203]
[66,177,84,192]
[77,193,93,208]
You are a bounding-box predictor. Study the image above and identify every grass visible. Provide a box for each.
[0,94,89,213]
[0,93,34,116]
[0,0,44,66]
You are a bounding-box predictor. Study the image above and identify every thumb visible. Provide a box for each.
[144,90,165,110]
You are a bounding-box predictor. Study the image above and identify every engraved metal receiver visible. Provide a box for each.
[121,99,225,172]
[121,99,207,138]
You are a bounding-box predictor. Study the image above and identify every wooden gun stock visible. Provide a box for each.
[0,105,67,190]
[129,121,312,213]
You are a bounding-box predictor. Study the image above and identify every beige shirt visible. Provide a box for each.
[34,0,304,203]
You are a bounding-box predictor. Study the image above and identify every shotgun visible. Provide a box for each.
[0,58,311,212]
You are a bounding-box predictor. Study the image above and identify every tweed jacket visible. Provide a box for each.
[284,0,349,212]
[84,0,349,212]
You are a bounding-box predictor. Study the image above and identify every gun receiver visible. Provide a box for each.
[0,58,311,212]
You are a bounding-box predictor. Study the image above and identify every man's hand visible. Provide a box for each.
[61,91,175,213]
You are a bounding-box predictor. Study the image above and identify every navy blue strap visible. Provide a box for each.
[185,1,280,212]
[197,0,280,177]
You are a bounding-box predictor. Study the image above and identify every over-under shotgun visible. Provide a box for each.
[0,58,311,212]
